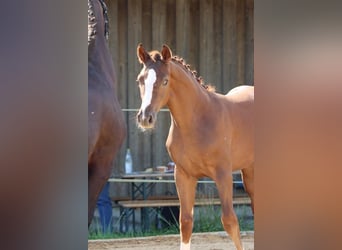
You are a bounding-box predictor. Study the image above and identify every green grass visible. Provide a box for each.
[88,209,180,240]
[237,205,254,231]
[193,204,223,232]
[88,204,253,240]
[193,204,254,233]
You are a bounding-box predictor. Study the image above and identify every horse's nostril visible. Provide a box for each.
[148,115,153,124]
[137,109,155,128]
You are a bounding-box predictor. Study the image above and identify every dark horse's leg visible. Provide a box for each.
[215,167,244,250]
[174,165,197,250]
[241,166,254,214]
[88,159,112,227]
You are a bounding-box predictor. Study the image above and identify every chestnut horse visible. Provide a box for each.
[136,44,254,250]
[88,0,126,226]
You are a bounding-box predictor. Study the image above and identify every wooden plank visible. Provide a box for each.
[138,0,154,173]
[199,0,214,84]
[118,0,129,175]
[112,0,129,177]
[152,0,167,46]
[166,0,176,47]
[244,0,254,86]
[175,0,190,57]
[141,0,152,47]
[106,0,119,173]
[116,0,128,113]
[106,0,118,71]
[108,178,244,184]
[118,199,221,208]
[128,1,144,170]
[118,197,251,208]
[212,0,224,92]
[223,0,238,92]
[188,0,200,70]
[151,0,172,189]
[236,0,246,85]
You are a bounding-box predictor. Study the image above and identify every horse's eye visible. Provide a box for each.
[162,79,168,86]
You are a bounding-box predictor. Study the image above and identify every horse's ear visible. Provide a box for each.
[137,43,151,64]
[161,44,172,62]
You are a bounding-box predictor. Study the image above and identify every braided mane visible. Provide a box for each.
[171,56,216,92]
[149,51,215,92]
[88,0,109,45]
[88,0,96,44]
[98,0,109,40]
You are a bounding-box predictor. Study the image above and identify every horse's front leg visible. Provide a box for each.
[215,168,244,250]
[88,160,111,226]
[174,165,197,250]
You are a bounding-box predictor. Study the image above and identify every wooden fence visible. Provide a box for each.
[104,0,253,196]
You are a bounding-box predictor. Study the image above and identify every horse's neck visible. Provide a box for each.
[89,46,117,94]
[88,2,116,90]
[167,62,211,129]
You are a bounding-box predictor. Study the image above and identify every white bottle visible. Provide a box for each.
[125,148,133,174]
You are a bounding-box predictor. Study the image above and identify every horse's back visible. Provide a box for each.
[226,85,254,103]
[224,85,254,126]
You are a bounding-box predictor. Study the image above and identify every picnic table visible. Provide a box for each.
[108,171,249,232]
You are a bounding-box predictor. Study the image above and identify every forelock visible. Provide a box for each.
[149,51,162,62]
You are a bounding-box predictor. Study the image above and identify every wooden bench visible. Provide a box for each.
[118,197,251,233]
[118,197,250,208]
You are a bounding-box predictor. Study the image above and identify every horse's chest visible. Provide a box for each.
[166,131,228,170]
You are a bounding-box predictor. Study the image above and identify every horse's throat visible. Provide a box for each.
[169,87,209,128]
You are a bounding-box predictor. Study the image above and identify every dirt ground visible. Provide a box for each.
[88,231,254,250]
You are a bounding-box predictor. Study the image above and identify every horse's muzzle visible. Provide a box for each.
[137,109,156,129]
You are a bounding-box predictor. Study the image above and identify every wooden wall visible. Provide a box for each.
[104,0,254,197]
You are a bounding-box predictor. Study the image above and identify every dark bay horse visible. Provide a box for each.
[88,0,126,226]
[136,44,254,250]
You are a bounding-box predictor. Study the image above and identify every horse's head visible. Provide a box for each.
[136,44,173,129]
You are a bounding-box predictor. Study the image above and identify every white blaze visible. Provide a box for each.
[141,69,157,110]
[180,242,190,250]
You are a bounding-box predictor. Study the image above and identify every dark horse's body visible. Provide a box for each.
[88,0,126,226]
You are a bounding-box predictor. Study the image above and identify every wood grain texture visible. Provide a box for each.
[104,0,253,197]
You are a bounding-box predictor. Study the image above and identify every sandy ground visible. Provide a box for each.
[88,231,254,250]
